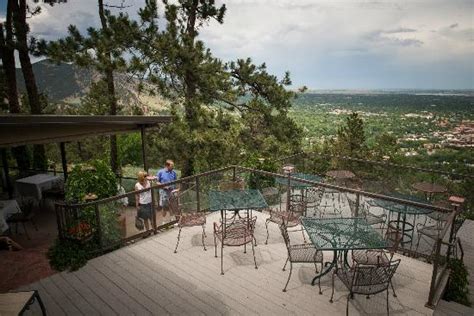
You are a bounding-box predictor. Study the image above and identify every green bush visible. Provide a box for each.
[65,160,118,203]
[47,239,92,271]
[444,258,471,306]
[48,160,121,271]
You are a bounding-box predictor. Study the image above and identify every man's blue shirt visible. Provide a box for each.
[156,168,177,189]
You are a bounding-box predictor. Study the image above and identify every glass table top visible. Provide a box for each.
[301,217,388,251]
[370,193,432,215]
[208,189,268,211]
[275,173,323,188]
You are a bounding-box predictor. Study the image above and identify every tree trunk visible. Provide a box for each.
[13,0,42,114]
[98,0,119,174]
[12,0,47,171]
[181,0,199,177]
[1,1,30,173]
[0,7,20,113]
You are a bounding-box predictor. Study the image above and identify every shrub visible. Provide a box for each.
[48,160,121,271]
[47,239,92,271]
[444,258,471,306]
[65,160,118,203]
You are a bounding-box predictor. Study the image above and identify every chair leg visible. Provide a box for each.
[302,229,307,243]
[265,219,270,244]
[386,289,390,315]
[174,227,182,253]
[220,242,224,275]
[35,291,47,316]
[330,271,335,303]
[318,264,322,295]
[390,280,397,297]
[314,262,319,274]
[23,222,30,240]
[201,225,207,251]
[282,256,289,271]
[214,234,218,258]
[283,262,293,292]
[346,293,350,316]
[251,240,258,270]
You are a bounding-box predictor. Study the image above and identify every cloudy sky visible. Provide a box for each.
[1,0,473,89]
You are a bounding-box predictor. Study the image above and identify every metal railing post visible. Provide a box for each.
[151,187,157,233]
[286,173,291,212]
[94,204,103,251]
[426,237,442,308]
[355,192,360,217]
[196,176,201,212]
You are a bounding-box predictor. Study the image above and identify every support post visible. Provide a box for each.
[426,237,442,308]
[151,186,157,232]
[59,142,68,181]
[232,167,236,182]
[196,177,201,212]
[140,126,148,172]
[1,148,13,198]
[286,173,291,212]
[355,192,360,217]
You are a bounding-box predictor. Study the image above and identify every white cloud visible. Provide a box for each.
[24,0,474,89]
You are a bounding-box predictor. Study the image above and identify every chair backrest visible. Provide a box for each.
[168,190,181,215]
[352,259,401,292]
[305,187,323,206]
[278,223,291,250]
[385,225,403,258]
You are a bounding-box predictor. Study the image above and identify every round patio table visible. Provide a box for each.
[275,173,323,211]
[275,172,323,188]
[412,182,447,201]
[325,170,355,180]
[372,193,432,248]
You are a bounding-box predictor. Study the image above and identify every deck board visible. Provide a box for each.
[22,211,435,315]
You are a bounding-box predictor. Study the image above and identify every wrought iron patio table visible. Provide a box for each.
[275,173,323,211]
[275,173,323,189]
[209,189,269,223]
[301,217,387,286]
[371,193,432,247]
[412,182,447,201]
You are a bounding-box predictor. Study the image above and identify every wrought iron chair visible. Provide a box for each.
[279,222,324,293]
[318,187,345,218]
[304,187,324,217]
[414,202,450,256]
[331,259,401,315]
[347,196,386,231]
[351,225,402,297]
[214,216,258,275]
[265,204,301,244]
[6,199,37,240]
[169,190,207,253]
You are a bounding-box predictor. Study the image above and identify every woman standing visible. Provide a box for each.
[135,171,153,232]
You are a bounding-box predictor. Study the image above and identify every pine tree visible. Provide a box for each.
[136,0,302,176]
[0,1,31,173]
[38,1,141,174]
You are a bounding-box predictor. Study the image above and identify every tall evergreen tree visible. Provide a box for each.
[39,1,141,174]
[10,0,47,170]
[137,0,301,176]
[0,1,31,173]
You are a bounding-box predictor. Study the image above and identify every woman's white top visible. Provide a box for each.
[135,181,152,205]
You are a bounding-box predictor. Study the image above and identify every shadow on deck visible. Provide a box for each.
[20,211,435,315]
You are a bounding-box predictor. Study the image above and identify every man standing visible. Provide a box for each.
[156,160,177,217]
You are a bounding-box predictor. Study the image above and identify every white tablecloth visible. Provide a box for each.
[16,174,61,200]
[0,200,21,233]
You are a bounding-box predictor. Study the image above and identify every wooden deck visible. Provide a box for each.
[20,211,435,315]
